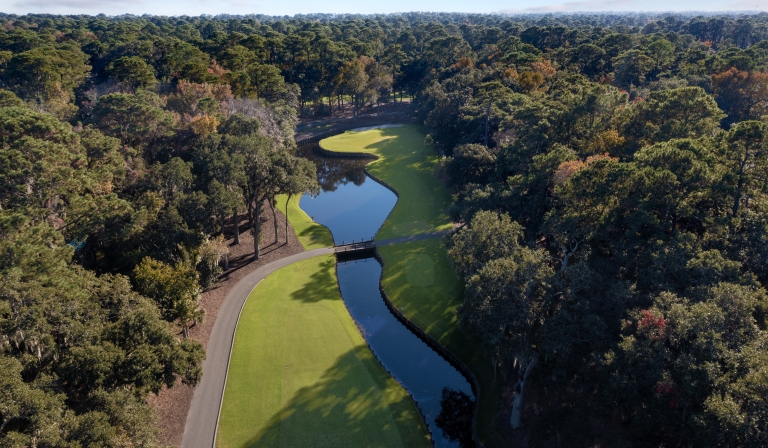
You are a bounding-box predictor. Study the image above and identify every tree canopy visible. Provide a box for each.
[2,10,768,446]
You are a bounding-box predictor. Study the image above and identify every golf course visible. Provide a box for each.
[276,194,334,250]
[318,124,453,240]
[216,256,429,448]
[217,124,502,447]
[320,125,504,445]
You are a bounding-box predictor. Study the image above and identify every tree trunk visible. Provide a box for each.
[484,101,491,148]
[268,197,279,245]
[252,201,262,259]
[222,254,229,271]
[393,68,396,102]
[733,176,744,216]
[233,211,240,245]
[220,214,226,238]
[285,194,291,240]
[510,353,538,429]
[0,417,18,434]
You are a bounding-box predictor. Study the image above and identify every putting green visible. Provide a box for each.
[216,255,429,448]
[276,194,333,250]
[319,124,453,240]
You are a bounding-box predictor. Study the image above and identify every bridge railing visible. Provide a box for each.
[333,238,376,253]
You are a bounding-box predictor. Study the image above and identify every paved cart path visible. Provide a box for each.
[181,232,448,448]
[181,247,333,448]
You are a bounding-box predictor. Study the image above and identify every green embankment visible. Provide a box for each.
[276,194,333,249]
[319,124,453,240]
[217,255,429,448]
[377,240,506,447]
[319,125,505,446]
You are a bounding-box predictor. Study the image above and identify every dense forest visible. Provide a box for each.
[1,9,768,447]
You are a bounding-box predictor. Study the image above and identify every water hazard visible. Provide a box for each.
[297,146,397,244]
[298,143,475,447]
[337,257,474,447]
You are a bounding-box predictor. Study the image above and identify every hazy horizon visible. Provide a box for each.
[3,0,768,18]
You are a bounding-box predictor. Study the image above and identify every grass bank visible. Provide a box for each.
[377,239,507,447]
[319,124,452,240]
[276,194,333,250]
[320,126,506,446]
[217,255,429,448]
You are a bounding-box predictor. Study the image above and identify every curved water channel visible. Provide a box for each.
[297,144,474,447]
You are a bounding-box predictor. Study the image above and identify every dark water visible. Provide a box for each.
[297,145,369,193]
[336,258,474,448]
[298,144,475,447]
[298,146,397,245]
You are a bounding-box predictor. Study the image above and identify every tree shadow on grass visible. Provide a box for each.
[288,257,342,304]
[375,125,423,150]
[297,226,333,248]
[243,346,426,448]
[363,126,452,238]
[379,241,463,345]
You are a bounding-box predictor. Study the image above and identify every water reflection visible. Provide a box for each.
[297,145,368,193]
[297,146,397,245]
[436,388,476,448]
[336,257,474,448]
[298,144,475,446]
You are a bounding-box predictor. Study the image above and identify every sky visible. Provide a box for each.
[2,0,768,16]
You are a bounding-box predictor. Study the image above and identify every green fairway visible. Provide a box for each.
[377,239,462,348]
[377,239,507,447]
[318,124,505,446]
[276,194,333,249]
[319,124,453,240]
[216,255,429,448]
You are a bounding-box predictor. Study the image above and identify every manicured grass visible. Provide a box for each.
[320,124,505,446]
[377,239,507,447]
[319,124,453,240]
[276,194,333,250]
[217,255,430,448]
[377,239,463,347]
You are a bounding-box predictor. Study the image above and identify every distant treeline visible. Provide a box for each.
[2,11,768,447]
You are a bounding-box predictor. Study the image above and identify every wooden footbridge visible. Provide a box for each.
[334,239,376,254]
[333,230,451,257]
